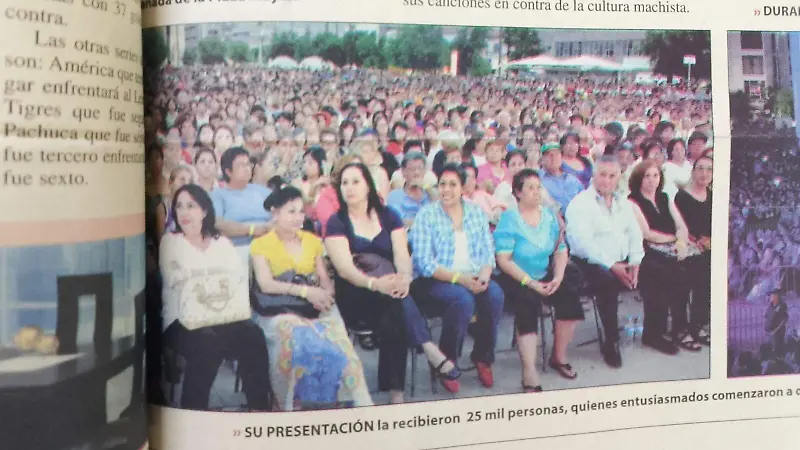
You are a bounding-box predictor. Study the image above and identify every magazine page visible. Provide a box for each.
[0,0,148,449]
[140,1,799,448]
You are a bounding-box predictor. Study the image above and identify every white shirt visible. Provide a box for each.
[662,160,693,199]
[390,169,438,190]
[493,181,516,209]
[159,233,248,331]
[494,180,559,213]
[451,230,475,274]
[565,185,644,269]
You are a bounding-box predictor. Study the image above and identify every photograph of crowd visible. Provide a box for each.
[728,32,800,378]
[142,23,714,411]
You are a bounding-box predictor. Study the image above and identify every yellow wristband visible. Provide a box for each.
[451,272,461,284]
[521,276,530,287]
[300,286,309,298]
[249,224,255,236]
[367,278,375,291]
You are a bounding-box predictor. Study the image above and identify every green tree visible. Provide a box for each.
[294,33,315,60]
[182,47,197,66]
[197,36,227,64]
[452,27,490,76]
[502,28,545,61]
[390,25,446,70]
[269,32,298,58]
[642,31,711,80]
[142,28,169,68]
[766,87,795,118]
[228,41,251,63]
[355,32,385,68]
[469,55,493,77]
[312,32,346,66]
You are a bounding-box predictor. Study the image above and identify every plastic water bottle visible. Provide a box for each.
[634,316,644,345]
[623,316,636,347]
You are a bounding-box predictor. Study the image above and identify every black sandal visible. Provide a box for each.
[432,359,461,380]
[358,334,377,350]
[696,329,711,346]
[549,357,578,379]
[675,332,701,352]
[522,383,543,393]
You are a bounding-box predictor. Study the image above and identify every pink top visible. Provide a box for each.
[464,190,506,218]
[476,163,508,190]
[315,185,340,237]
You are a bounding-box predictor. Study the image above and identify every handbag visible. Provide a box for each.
[353,253,396,277]
[179,271,251,331]
[646,240,703,261]
[251,270,320,319]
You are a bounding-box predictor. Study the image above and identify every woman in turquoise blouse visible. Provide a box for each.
[494,168,584,393]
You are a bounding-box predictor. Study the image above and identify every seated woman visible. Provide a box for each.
[155,165,194,238]
[324,163,461,403]
[674,155,713,346]
[316,154,362,237]
[409,163,505,389]
[291,146,329,225]
[250,186,372,410]
[159,184,271,411]
[460,163,506,225]
[628,160,700,354]
[495,169,584,392]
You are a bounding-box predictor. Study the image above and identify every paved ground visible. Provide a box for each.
[163,291,710,410]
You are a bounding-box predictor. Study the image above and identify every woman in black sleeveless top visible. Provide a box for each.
[628,160,700,354]
[674,155,713,346]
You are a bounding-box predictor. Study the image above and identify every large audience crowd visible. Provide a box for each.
[144,65,714,411]
[728,139,800,302]
[728,135,800,377]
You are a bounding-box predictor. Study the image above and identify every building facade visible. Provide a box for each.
[727,31,792,96]
[538,29,647,63]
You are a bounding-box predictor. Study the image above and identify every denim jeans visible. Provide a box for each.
[413,278,504,365]
[401,295,433,347]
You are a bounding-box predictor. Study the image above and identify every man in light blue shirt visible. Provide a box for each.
[565,155,643,369]
[387,151,433,226]
[538,143,584,214]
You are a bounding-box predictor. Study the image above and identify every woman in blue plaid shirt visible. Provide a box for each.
[409,164,505,389]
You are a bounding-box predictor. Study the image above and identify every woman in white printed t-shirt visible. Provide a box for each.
[160,183,271,411]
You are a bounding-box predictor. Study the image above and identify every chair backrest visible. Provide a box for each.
[55,273,114,356]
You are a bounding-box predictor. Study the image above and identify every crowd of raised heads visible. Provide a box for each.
[728,138,800,303]
[143,64,714,412]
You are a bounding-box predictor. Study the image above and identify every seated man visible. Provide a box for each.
[538,143,583,215]
[390,141,438,191]
[387,151,436,227]
[565,155,644,368]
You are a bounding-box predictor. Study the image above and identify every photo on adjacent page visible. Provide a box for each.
[142,23,713,412]
[728,31,800,379]
[0,237,147,449]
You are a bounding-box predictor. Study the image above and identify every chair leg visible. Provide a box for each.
[592,296,605,347]
[540,315,548,372]
[233,360,241,393]
[576,295,605,348]
[429,358,438,395]
[410,348,417,398]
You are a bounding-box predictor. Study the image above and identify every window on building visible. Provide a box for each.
[745,80,766,99]
[741,32,763,50]
[742,55,765,75]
